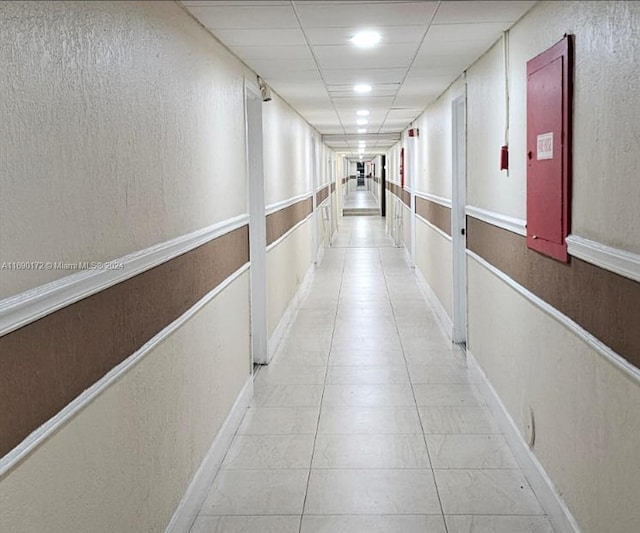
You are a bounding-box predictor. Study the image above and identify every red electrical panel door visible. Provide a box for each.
[526,35,573,262]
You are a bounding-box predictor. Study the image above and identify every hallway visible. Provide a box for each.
[343,189,379,212]
[2,2,639,532]
[191,217,552,533]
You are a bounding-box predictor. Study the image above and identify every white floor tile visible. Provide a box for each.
[313,434,430,469]
[201,470,308,515]
[251,384,323,407]
[318,406,422,434]
[322,384,416,407]
[190,515,300,533]
[304,469,441,514]
[413,383,484,407]
[445,515,555,533]
[222,435,315,469]
[301,514,447,533]
[426,434,518,469]
[255,364,326,385]
[435,469,544,515]
[419,406,501,434]
[237,407,319,435]
[326,365,409,384]
[408,363,470,384]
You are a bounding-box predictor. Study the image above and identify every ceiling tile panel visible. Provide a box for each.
[433,1,537,24]
[211,28,307,46]
[295,1,438,28]
[322,68,406,85]
[313,43,417,70]
[304,25,427,46]
[186,4,298,29]
[184,1,535,148]
[229,45,313,61]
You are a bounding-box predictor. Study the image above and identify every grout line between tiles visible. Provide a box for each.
[298,243,347,533]
[378,246,450,533]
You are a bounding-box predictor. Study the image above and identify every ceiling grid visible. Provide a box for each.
[182,0,537,159]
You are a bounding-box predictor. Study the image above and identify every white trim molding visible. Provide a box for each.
[414,191,452,209]
[0,214,250,337]
[0,263,251,477]
[265,192,313,216]
[466,350,582,533]
[165,376,253,533]
[466,249,640,383]
[566,234,640,283]
[415,213,453,243]
[465,205,526,236]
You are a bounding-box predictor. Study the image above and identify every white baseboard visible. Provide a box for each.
[466,350,582,533]
[414,266,453,341]
[266,259,317,361]
[165,376,254,533]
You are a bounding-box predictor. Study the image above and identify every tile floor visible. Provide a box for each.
[191,217,554,533]
[343,189,379,210]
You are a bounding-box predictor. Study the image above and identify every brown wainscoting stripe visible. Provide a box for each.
[466,216,640,369]
[0,225,249,458]
[330,182,336,194]
[386,182,410,207]
[266,197,313,246]
[415,196,451,236]
[316,185,329,207]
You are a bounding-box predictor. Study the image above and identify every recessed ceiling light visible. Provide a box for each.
[356,119,368,126]
[356,110,370,116]
[357,128,367,134]
[351,31,381,48]
[354,84,372,94]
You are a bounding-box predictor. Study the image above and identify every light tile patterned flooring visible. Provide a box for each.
[343,189,379,210]
[191,217,554,533]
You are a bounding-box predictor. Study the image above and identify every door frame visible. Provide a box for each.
[451,95,468,345]
[244,81,268,364]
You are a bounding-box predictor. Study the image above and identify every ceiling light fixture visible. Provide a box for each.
[357,128,367,134]
[356,110,370,116]
[351,30,381,48]
[356,119,368,126]
[353,84,372,94]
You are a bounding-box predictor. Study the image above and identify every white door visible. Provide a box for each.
[245,82,268,364]
[451,96,467,345]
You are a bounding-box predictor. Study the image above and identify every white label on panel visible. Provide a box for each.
[537,132,553,160]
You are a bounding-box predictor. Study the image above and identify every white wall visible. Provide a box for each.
[0,0,249,299]
[464,3,640,531]
[0,1,330,531]
[1,272,251,533]
[398,2,640,532]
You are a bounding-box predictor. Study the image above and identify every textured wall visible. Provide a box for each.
[413,78,464,200]
[396,2,640,532]
[263,93,321,208]
[464,2,640,532]
[0,1,249,298]
[468,258,640,533]
[415,220,453,319]
[468,0,640,252]
[267,220,312,336]
[0,273,251,533]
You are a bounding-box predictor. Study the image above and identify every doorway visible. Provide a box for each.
[451,96,467,345]
[245,82,268,364]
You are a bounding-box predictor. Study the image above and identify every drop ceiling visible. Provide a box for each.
[181,0,537,159]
